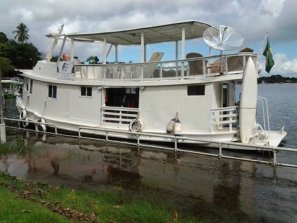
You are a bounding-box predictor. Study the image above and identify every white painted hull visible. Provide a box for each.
[18,104,238,147]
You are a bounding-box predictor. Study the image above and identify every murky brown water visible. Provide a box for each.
[1,133,297,223]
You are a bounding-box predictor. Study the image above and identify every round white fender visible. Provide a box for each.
[129,119,143,132]
[173,122,182,135]
[22,118,29,128]
[39,118,46,132]
[20,110,27,120]
[166,119,175,133]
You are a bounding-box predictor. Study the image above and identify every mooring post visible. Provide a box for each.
[0,66,6,143]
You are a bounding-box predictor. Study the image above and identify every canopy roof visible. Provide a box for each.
[66,20,211,45]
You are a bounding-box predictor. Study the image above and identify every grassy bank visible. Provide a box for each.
[0,172,251,223]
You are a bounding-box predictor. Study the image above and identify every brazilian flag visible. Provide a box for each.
[263,39,275,73]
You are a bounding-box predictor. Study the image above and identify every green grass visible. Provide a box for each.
[0,139,27,155]
[0,187,71,223]
[0,172,251,223]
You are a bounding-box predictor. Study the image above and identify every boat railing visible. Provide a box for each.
[72,53,257,81]
[4,117,297,169]
[101,106,139,126]
[257,97,271,134]
[4,118,297,168]
[210,106,239,132]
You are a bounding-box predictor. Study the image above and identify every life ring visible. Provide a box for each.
[129,119,143,132]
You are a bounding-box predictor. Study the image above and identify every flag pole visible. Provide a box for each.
[258,31,268,58]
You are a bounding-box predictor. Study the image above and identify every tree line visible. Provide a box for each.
[0,23,40,77]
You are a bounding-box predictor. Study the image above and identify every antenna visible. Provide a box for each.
[203,25,244,51]
[203,25,244,73]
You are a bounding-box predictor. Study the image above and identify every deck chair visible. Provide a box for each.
[227,48,254,72]
[143,52,164,78]
[186,52,204,75]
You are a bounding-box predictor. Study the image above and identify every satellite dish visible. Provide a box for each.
[203,25,244,51]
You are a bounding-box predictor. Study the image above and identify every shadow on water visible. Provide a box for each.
[1,132,297,223]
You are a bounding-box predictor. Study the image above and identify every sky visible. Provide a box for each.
[0,0,297,76]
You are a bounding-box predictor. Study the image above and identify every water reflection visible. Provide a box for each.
[1,135,297,222]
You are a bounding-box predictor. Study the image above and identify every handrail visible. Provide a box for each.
[72,53,257,81]
[3,117,297,169]
[210,106,238,132]
[257,96,271,133]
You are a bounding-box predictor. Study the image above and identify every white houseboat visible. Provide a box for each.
[16,20,286,148]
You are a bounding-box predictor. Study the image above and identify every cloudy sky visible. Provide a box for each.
[1,0,297,76]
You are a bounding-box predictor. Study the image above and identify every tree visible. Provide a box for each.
[0,40,40,69]
[86,56,99,64]
[13,23,30,44]
[16,43,41,68]
[0,32,8,44]
[0,57,14,75]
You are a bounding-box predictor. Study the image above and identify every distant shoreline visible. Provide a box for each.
[258,75,297,83]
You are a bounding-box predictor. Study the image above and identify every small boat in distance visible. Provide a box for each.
[2,78,23,98]
[15,20,287,149]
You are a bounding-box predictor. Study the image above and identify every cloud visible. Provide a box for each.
[0,0,296,75]
[272,53,297,74]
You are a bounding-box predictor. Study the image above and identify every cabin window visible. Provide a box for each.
[81,86,92,97]
[48,85,57,98]
[105,88,139,108]
[29,79,33,93]
[187,85,205,95]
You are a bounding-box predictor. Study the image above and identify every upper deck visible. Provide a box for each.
[24,53,257,86]
[23,20,258,85]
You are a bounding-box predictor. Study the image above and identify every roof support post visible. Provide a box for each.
[181,27,186,60]
[70,39,74,61]
[175,41,179,77]
[103,37,107,64]
[57,36,67,62]
[141,32,145,63]
[181,27,186,78]
[144,44,147,62]
[115,44,118,63]
[46,25,64,61]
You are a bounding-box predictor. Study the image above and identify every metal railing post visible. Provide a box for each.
[219,143,223,158]
[273,148,278,167]
[174,137,178,152]
[137,133,140,155]
[105,130,109,143]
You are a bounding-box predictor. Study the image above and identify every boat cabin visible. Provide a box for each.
[17,20,287,147]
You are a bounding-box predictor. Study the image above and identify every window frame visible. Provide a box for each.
[48,84,57,98]
[80,86,92,97]
[187,85,205,96]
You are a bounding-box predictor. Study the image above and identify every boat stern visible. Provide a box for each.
[248,127,287,147]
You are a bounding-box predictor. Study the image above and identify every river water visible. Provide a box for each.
[1,83,297,222]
